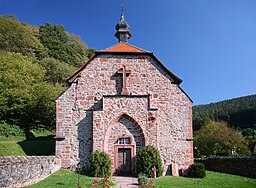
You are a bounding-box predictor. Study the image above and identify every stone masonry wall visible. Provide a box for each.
[56,53,193,175]
[0,156,61,188]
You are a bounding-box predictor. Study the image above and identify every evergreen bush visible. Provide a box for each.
[136,145,163,177]
[188,163,206,178]
[90,150,112,177]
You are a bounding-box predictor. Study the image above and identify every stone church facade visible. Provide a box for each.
[55,13,193,176]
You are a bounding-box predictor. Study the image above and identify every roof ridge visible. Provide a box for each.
[127,43,151,53]
[102,43,151,53]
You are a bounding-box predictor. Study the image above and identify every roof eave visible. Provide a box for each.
[67,53,97,84]
[148,52,183,85]
[178,85,193,103]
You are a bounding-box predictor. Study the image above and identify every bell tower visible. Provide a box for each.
[114,6,132,43]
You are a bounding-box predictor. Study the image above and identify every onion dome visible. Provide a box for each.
[115,13,132,43]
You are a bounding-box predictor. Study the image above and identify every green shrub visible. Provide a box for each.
[136,145,163,177]
[138,173,148,185]
[90,150,112,177]
[188,163,206,178]
[0,121,25,137]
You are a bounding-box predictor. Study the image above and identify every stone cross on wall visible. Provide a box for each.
[117,65,131,94]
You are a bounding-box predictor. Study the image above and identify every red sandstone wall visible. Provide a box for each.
[56,54,193,175]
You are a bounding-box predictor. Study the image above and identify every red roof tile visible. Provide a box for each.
[103,43,147,53]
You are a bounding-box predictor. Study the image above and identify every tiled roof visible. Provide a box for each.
[103,43,148,53]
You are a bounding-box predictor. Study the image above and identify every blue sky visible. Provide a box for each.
[1,0,256,105]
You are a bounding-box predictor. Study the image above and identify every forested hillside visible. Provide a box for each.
[193,95,256,131]
[0,15,95,131]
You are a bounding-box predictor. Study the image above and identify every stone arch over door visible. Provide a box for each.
[103,113,146,175]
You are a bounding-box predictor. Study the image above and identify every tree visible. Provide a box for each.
[0,15,35,56]
[39,22,69,64]
[0,15,96,132]
[21,22,49,59]
[66,34,89,67]
[85,48,96,59]
[0,51,65,130]
[27,83,64,129]
[241,128,256,154]
[194,121,251,156]
[242,128,255,137]
[193,95,256,131]
[38,58,76,85]
[39,22,96,68]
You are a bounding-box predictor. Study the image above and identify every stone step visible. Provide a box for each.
[112,176,139,188]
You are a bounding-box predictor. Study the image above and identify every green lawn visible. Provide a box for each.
[0,140,26,156]
[153,171,256,188]
[24,170,256,188]
[0,138,55,156]
[24,170,93,188]
[0,129,55,156]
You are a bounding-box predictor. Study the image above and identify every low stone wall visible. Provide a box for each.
[195,156,256,178]
[0,156,61,188]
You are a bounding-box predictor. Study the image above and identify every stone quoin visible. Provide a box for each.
[55,12,193,176]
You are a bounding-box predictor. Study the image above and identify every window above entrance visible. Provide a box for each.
[118,137,130,144]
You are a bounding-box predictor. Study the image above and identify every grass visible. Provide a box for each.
[30,129,55,137]
[0,140,27,156]
[18,138,55,155]
[153,171,256,188]
[24,170,93,188]
[23,170,256,188]
[0,129,55,156]
[0,137,55,156]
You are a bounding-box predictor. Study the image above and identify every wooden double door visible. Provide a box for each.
[118,148,131,176]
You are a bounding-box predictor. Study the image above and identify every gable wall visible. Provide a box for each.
[56,54,193,175]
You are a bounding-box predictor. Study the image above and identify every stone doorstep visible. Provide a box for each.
[112,176,139,188]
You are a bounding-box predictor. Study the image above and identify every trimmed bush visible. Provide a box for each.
[136,145,163,177]
[188,163,206,178]
[90,150,112,177]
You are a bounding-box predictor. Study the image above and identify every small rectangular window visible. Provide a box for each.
[118,137,130,144]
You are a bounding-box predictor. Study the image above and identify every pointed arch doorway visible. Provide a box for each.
[104,113,145,176]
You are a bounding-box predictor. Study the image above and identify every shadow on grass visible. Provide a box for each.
[55,182,65,185]
[18,132,55,155]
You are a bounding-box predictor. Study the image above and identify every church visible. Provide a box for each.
[55,13,193,176]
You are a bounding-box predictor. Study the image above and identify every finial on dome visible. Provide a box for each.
[121,3,125,15]
[115,4,132,43]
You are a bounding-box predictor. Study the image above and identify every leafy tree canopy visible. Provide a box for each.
[193,95,256,131]
[0,15,96,131]
[194,121,251,157]
[0,51,64,130]
[38,58,76,85]
[0,15,35,56]
[39,22,92,67]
